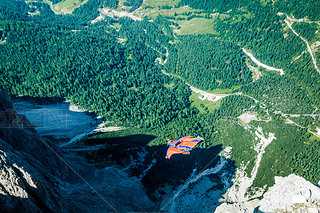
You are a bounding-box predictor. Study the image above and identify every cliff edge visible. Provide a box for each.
[0,89,155,212]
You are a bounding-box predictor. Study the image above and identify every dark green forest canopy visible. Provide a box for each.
[291,140,320,185]
[179,0,320,21]
[0,18,192,128]
[292,22,319,42]
[124,0,143,12]
[0,0,118,24]
[241,76,315,114]
[165,35,252,90]
[176,0,320,107]
[165,0,320,187]
[274,0,320,21]
[211,2,320,107]
[0,0,320,191]
[0,5,30,21]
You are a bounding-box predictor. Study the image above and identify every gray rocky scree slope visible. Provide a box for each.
[0,89,154,212]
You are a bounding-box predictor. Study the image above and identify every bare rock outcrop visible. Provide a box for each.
[0,139,63,212]
[216,174,320,212]
[0,89,155,212]
[258,174,320,212]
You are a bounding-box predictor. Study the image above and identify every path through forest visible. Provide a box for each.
[156,41,318,132]
[282,14,320,74]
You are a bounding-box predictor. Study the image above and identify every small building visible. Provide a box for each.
[207,96,216,102]
[198,94,206,101]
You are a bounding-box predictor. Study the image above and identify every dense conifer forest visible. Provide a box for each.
[0,18,193,128]
[0,0,320,189]
[165,35,252,90]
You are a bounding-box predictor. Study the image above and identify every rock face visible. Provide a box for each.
[0,89,155,212]
[0,139,63,212]
[258,174,320,212]
[215,174,320,213]
[215,200,259,213]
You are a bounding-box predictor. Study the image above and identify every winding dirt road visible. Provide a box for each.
[283,15,320,74]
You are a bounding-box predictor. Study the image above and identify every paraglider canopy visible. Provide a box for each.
[165,136,204,159]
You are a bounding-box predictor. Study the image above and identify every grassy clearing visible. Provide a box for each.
[116,0,131,12]
[110,23,121,31]
[189,91,221,113]
[205,85,241,94]
[44,0,88,14]
[138,3,220,36]
[164,82,175,89]
[260,0,272,6]
[189,85,241,95]
[144,0,181,8]
[142,5,199,19]
[175,18,219,35]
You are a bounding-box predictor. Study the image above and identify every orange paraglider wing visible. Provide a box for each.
[179,136,203,149]
[165,146,189,159]
[165,136,204,159]
[178,136,193,141]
